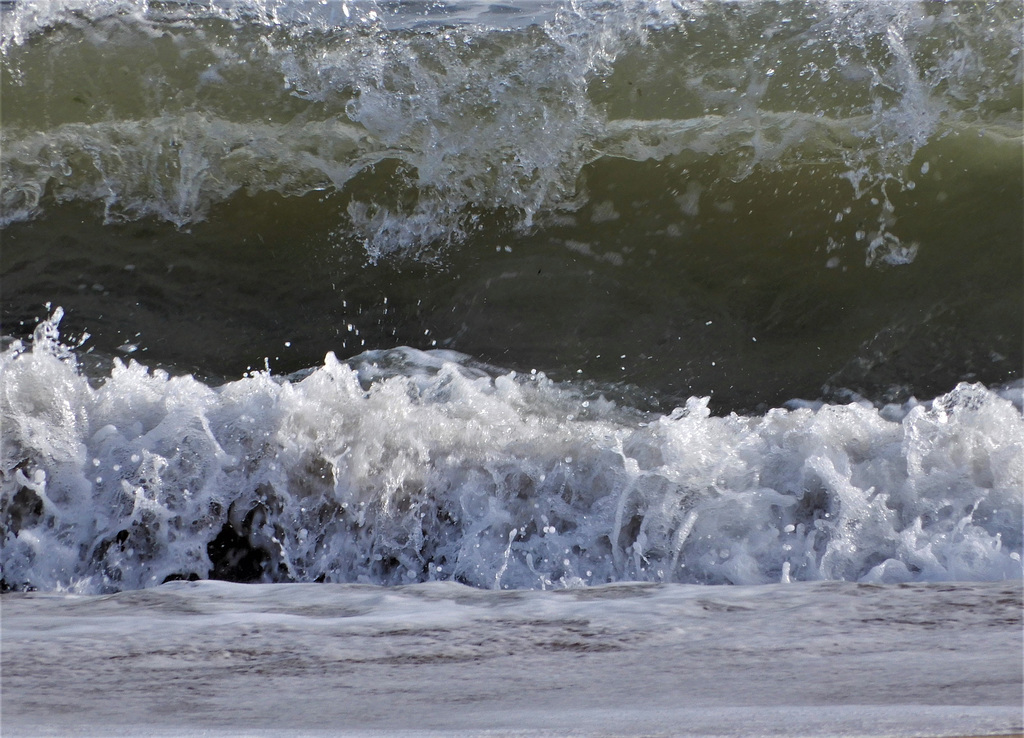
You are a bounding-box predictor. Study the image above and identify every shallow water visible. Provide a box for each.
[2,579,1022,736]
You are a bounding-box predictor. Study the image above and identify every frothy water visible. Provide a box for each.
[2,309,1020,594]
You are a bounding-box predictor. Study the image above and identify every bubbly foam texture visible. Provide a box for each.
[3,1,1020,261]
[2,310,1021,593]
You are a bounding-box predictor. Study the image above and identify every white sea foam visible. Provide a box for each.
[2,309,1021,593]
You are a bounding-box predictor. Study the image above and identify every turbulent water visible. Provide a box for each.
[1,0,1022,594]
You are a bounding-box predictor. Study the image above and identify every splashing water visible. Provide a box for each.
[2,309,1020,593]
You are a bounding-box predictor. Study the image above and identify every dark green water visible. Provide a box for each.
[2,0,1022,411]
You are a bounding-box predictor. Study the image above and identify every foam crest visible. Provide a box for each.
[1,116,373,226]
[2,311,1020,593]
[2,1,1019,261]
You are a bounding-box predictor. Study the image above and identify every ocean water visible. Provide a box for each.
[2,0,1023,593]
[2,2,1023,735]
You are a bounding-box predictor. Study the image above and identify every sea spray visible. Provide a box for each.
[2,309,1020,593]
